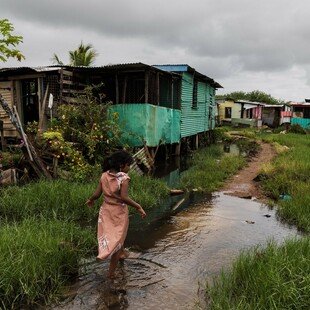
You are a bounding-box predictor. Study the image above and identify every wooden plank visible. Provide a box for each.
[38,83,49,131]
[145,70,149,103]
[156,72,160,105]
[8,73,45,80]
[115,73,119,104]
[62,70,73,76]
[61,79,74,85]
[122,76,128,103]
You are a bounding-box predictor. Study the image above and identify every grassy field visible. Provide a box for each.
[0,219,94,309]
[180,144,246,192]
[259,133,310,232]
[206,130,310,309]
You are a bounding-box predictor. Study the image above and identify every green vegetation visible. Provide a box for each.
[0,219,94,309]
[180,144,246,192]
[259,133,310,232]
[216,90,285,105]
[0,171,169,307]
[52,42,97,66]
[0,173,170,223]
[206,238,310,310]
[0,19,25,62]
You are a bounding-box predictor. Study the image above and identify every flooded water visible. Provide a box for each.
[53,191,299,310]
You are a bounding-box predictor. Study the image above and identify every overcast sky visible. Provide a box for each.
[1,0,309,101]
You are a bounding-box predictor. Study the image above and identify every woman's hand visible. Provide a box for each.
[138,206,147,219]
[85,199,94,208]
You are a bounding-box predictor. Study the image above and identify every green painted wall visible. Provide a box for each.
[110,104,181,147]
[180,72,216,137]
[291,117,310,129]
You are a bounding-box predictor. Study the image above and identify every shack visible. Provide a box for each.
[153,64,222,147]
[217,99,240,125]
[0,66,91,137]
[231,100,263,127]
[0,64,183,154]
[261,103,291,127]
[289,101,310,129]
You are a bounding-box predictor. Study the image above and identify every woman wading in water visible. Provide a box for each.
[86,150,147,279]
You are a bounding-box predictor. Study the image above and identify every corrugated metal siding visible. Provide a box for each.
[291,118,310,129]
[110,103,181,147]
[180,73,217,137]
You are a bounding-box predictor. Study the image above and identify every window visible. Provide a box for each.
[225,107,232,118]
[192,80,198,108]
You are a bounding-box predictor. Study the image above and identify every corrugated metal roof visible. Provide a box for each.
[0,62,177,77]
[235,100,264,106]
[153,64,223,89]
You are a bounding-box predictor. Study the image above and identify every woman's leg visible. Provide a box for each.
[108,249,121,278]
[119,246,129,260]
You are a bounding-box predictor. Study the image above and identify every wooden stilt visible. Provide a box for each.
[175,142,181,156]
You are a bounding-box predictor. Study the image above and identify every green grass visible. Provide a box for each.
[0,179,98,222]
[0,174,170,222]
[129,173,170,211]
[0,218,95,309]
[180,144,246,192]
[206,237,310,310]
[258,133,310,232]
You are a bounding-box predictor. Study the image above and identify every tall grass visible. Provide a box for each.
[0,179,98,222]
[129,173,170,210]
[259,133,310,232]
[0,175,170,222]
[0,218,95,309]
[206,237,310,310]
[180,145,246,192]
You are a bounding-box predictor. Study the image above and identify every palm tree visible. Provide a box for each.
[52,42,98,66]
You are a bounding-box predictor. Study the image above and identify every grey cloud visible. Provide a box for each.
[1,0,310,100]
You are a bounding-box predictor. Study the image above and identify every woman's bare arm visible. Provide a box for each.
[120,179,146,218]
[86,181,102,208]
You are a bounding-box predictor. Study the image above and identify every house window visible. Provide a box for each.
[192,80,198,108]
[225,107,232,118]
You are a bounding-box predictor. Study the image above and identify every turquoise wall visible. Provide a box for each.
[110,104,181,147]
[180,72,216,137]
[291,118,310,129]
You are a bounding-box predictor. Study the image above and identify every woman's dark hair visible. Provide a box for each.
[102,150,134,172]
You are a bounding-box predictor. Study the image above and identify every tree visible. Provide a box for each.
[52,42,98,66]
[0,19,25,62]
[216,90,285,105]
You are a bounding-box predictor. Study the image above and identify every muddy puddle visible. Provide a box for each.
[52,191,299,310]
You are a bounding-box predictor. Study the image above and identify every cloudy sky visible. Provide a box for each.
[1,0,309,101]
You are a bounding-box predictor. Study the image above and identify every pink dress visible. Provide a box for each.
[97,171,130,260]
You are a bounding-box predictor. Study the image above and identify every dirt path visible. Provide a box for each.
[222,141,276,201]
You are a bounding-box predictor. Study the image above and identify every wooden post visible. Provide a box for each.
[156,72,160,105]
[0,95,52,179]
[59,69,64,104]
[115,74,119,104]
[175,142,181,156]
[0,120,5,150]
[195,134,199,149]
[171,76,174,108]
[122,76,128,103]
[38,83,49,132]
[145,70,149,103]
[53,157,58,178]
